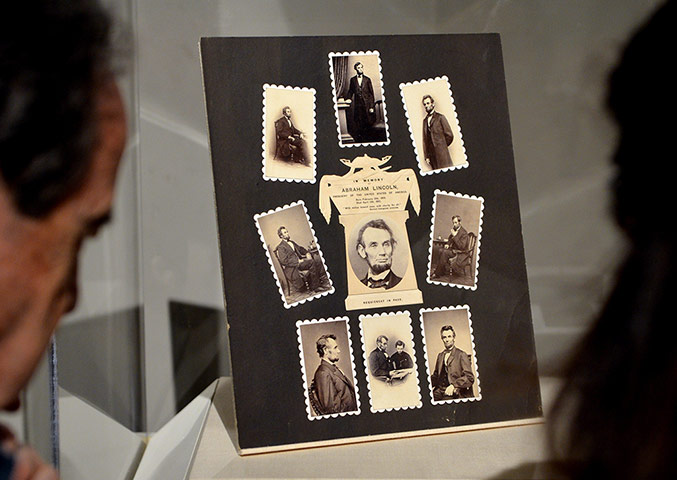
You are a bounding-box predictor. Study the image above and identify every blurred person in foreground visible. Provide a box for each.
[0,1,126,478]
[550,1,677,478]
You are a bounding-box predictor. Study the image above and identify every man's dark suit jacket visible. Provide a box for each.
[422,110,454,169]
[274,116,301,159]
[431,345,475,398]
[448,226,471,268]
[313,360,357,414]
[346,74,376,134]
[275,239,308,290]
[368,348,391,377]
[360,270,402,290]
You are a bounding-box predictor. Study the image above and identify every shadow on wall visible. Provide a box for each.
[169,301,231,413]
[56,307,144,432]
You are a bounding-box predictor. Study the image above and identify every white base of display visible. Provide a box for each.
[179,377,561,479]
[59,388,145,480]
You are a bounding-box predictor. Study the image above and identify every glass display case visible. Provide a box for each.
[8,1,663,478]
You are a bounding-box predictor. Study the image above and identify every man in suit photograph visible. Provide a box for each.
[274,106,308,165]
[422,94,454,169]
[431,215,471,280]
[345,62,376,143]
[275,226,328,294]
[368,335,392,380]
[431,325,475,401]
[356,219,402,290]
[312,334,357,414]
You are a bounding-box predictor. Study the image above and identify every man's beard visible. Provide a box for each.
[369,259,392,274]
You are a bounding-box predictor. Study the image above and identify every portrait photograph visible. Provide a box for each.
[254,201,333,308]
[420,306,481,405]
[262,84,316,183]
[296,317,361,420]
[400,76,467,175]
[328,50,389,147]
[359,311,422,413]
[428,190,484,290]
[347,213,410,292]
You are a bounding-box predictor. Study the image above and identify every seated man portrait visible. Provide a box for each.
[274,106,308,165]
[275,226,328,295]
[368,335,392,381]
[431,215,472,281]
[431,325,475,401]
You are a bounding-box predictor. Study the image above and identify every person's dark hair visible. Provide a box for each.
[395,340,405,348]
[440,325,455,337]
[549,2,677,478]
[356,219,395,250]
[376,335,388,344]
[316,334,336,358]
[0,1,113,218]
[277,226,287,238]
[422,94,434,104]
[353,62,362,71]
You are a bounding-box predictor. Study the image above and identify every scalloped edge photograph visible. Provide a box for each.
[358,310,423,413]
[328,50,390,148]
[254,200,334,308]
[296,317,362,421]
[427,190,484,290]
[399,75,467,175]
[419,305,482,406]
[261,84,317,183]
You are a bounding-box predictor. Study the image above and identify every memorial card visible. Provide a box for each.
[201,33,542,455]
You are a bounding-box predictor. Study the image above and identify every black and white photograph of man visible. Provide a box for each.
[255,202,333,307]
[422,94,454,170]
[297,317,360,419]
[400,76,467,174]
[353,218,405,290]
[262,84,315,182]
[420,306,480,404]
[360,312,421,412]
[274,106,308,165]
[329,51,389,146]
[428,191,483,289]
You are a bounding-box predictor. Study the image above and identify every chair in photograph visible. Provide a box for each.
[448,231,477,281]
[272,245,309,296]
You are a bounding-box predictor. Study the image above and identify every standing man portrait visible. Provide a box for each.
[356,219,402,290]
[432,215,471,280]
[1,1,126,478]
[312,334,357,415]
[431,325,475,401]
[422,94,454,170]
[345,62,376,143]
[274,106,307,165]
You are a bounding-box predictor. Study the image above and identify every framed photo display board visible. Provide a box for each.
[200,34,542,455]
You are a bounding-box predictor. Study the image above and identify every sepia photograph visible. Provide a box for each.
[359,311,422,412]
[347,213,410,291]
[328,50,389,147]
[420,306,481,405]
[254,201,333,308]
[428,190,484,290]
[262,84,316,183]
[400,76,467,175]
[296,317,361,420]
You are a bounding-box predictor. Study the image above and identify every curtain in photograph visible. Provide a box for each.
[334,56,349,98]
